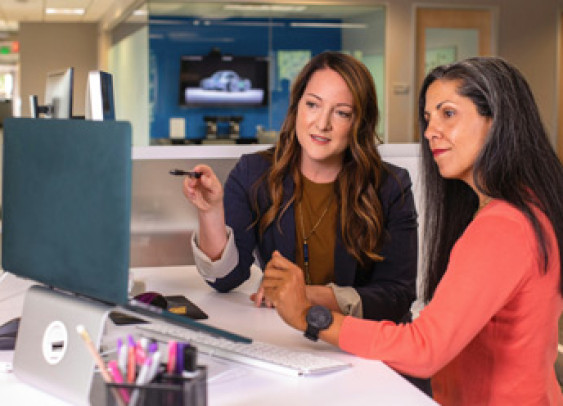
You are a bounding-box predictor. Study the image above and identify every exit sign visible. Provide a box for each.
[0,41,18,54]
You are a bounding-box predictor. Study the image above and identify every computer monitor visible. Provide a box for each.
[29,67,74,119]
[85,70,115,121]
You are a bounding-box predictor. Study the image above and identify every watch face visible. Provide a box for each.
[306,305,333,329]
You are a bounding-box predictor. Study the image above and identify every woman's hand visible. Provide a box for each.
[262,251,310,331]
[305,285,340,312]
[182,164,223,213]
[250,285,275,308]
[182,164,227,261]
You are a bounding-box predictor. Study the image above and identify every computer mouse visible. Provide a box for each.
[133,292,168,310]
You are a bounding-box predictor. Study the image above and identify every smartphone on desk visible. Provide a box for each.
[110,294,208,326]
[165,295,208,320]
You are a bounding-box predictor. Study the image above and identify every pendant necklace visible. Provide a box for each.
[298,195,334,285]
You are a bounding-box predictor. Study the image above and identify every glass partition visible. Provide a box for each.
[143,1,386,145]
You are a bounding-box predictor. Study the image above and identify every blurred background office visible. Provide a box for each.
[0,0,558,153]
[0,0,562,388]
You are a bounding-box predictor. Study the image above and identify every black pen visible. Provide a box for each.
[169,169,203,178]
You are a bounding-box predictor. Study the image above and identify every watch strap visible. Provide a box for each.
[304,324,320,341]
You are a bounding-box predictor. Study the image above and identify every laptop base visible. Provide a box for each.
[13,285,112,406]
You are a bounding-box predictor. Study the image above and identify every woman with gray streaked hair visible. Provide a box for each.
[263,56,563,405]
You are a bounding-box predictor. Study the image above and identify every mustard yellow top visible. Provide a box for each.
[295,174,337,285]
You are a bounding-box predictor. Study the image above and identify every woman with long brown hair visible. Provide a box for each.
[183,51,427,392]
[184,51,417,323]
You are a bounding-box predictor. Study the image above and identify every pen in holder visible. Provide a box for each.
[105,366,207,406]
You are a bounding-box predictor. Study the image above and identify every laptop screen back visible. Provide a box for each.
[2,118,132,305]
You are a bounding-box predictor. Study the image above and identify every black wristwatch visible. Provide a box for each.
[304,305,333,341]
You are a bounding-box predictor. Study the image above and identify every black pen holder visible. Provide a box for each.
[105,366,207,406]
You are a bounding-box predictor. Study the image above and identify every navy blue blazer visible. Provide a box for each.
[208,151,418,323]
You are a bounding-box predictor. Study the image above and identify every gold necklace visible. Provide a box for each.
[299,195,333,285]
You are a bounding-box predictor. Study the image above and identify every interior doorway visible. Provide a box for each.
[414,7,494,140]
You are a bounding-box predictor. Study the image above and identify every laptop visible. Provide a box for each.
[2,118,132,405]
[2,118,132,304]
[2,118,249,405]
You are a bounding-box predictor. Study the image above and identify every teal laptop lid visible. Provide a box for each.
[2,118,132,305]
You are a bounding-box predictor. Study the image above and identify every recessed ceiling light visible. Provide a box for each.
[224,4,306,13]
[290,22,367,29]
[45,8,85,15]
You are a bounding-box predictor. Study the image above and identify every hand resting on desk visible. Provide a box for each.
[263,251,343,346]
[251,279,341,312]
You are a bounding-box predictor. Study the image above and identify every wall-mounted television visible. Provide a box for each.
[179,55,269,107]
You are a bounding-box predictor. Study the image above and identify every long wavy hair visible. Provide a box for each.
[253,51,386,266]
[419,56,563,301]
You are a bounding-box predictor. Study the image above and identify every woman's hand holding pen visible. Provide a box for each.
[262,251,310,332]
[182,164,223,212]
[182,164,227,261]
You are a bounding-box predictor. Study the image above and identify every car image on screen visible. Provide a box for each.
[200,70,252,92]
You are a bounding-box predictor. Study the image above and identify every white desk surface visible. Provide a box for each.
[0,266,437,406]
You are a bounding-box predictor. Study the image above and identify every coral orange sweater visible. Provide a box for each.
[339,200,563,405]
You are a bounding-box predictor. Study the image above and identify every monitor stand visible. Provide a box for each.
[13,285,113,406]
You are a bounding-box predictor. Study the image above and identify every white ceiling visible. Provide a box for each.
[0,1,385,30]
[0,0,141,27]
[147,2,383,20]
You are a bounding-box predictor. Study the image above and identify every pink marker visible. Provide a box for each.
[107,360,131,403]
[167,340,177,374]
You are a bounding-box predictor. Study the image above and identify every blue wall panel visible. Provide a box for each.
[149,16,341,141]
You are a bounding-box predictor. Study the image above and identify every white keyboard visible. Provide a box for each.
[136,323,351,377]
